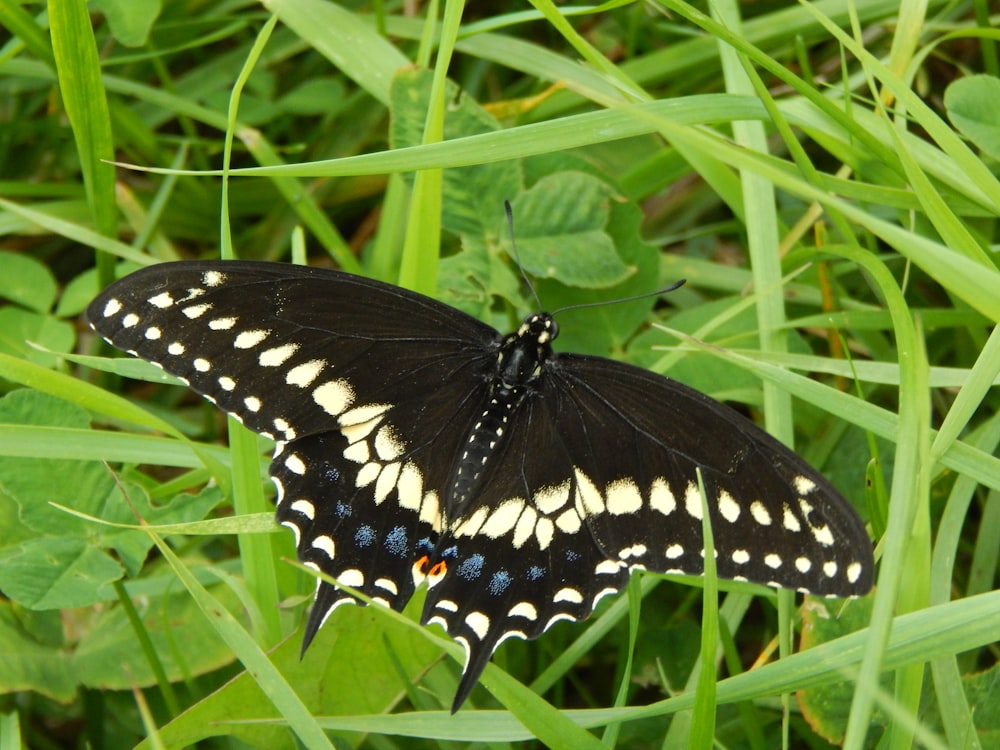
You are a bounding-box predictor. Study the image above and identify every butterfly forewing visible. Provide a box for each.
[88,260,873,712]
[87,260,499,636]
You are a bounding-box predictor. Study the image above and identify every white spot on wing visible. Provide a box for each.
[202,270,224,287]
[795,557,812,573]
[731,549,750,564]
[455,506,488,537]
[482,498,524,538]
[595,559,622,575]
[286,359,326,387]
[290,499,314,519]
[750,500,772,526]
[343,440,369,464]
[795,476,817,494]
[619,544,647,560]
[606,478,642,515]
[419,491,441,531]
[144,327,161,340]
[193,358,210,372]
[374,461,401,504]
[823,561,838,577]
[554,508,581,534]
[338,569,364,588]
[313,379,355,417]
[244,396,261,412]
[182,304,211,319]
[209,317,236,330]
[311,535,335,557]
[508,602,538,620]
[846,561,862,584]
[534,517,554,549]
[512,506,537,548]
[465,611,490,640]
[811,524,835,547]
[764,553,782,569]
[168,342,185,355]
[340,403,390,425]
[684,482,703,520]
[218,376,235,391]
[717,490,740,523]
[103,299,122,317]
[782,503,801,532]
[553,587,583,604]
[122,313,139,328]
[233,329,269,348]
[665,544,684,559]
[650,477,676,515]
[148,292,174,308]
[374,425,404,461]
[259,343,299,367]
[573,468,604,516]
[533,481,570,514]
[284,454,306,475]
[396,462,423,510]
[356,462,380,487]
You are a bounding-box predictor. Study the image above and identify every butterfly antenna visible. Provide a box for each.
[550,279,687,316]
[505,200,544,312]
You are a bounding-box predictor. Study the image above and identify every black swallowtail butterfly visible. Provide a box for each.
[87,261,873,711]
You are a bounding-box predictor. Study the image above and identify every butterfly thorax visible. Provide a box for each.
[445,313,558,519]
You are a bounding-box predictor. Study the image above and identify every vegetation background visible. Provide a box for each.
[0,0,998,748]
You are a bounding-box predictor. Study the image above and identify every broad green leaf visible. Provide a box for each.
[0,251,57,312]
[944,74,1000,162]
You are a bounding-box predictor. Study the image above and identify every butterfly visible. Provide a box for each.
[87,260,873,711]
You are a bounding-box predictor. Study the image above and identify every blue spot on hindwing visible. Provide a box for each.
[457,554,485,580]
[488,569,512,595]
[565,549,580,562]
[416,536,435,554]
[527,565,545,581]
[354,524,375,547]
[385,525,408,557]
[335,501,351,518]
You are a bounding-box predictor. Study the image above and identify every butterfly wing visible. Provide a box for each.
[422,352,872,709]
[87,261,501,633]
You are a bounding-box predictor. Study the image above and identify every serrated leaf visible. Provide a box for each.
[797,596,882,744]
[0,538,124,609]
[390,68,522,238]
[539,194,661,356]
[510,173,633,289]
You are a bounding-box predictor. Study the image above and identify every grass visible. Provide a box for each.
[1,0,998,748]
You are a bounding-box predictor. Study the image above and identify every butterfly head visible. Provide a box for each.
[495,313,559,388]
[517,312,559,346]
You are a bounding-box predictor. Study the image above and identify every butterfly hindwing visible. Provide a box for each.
[419,349,872,708]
